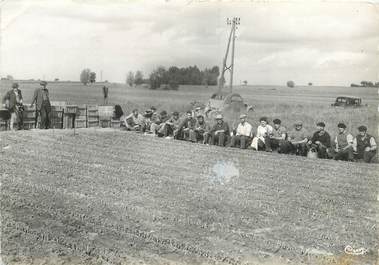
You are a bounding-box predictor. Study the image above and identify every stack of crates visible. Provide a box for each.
[98,106,114,128]
[111,117,121,128]
[87,105,99,128]
[0,109,10,131]
[64,105,78,129]
[75,104,87,128]
[51,106,64,129]
[22,105,36,129]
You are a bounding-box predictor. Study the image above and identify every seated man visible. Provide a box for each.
[288,121,309,156]
[308,122,332,159]
[210,114,230,146]
[164,111,181,138]
[194,114,211,144]
[150,110,170,136]
[333,123,354,161]
[124,109,144,131]
[266,118,291,153]
[231,114,253,149]
[251,117,273,151]
[353,125,377,163]
[178,111,197,142]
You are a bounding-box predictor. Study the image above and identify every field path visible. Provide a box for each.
[1,128,378,265]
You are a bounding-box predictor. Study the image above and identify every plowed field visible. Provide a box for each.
[1,128,378,265]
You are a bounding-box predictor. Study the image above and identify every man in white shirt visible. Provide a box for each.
[251,117,273,151]
[230,114,253,149]
[333,123,354,161]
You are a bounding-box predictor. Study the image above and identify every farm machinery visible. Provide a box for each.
[204,17,252,124]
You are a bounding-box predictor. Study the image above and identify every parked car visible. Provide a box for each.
[331,96,365,107]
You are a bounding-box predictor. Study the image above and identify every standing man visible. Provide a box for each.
[267,119,290,153]
[230,114,253,149]
[2,82,24,130]
[288,121,309,156]
[102,86,109,105]
[308,122,331,159]
[333,123,354,161]
[210,114,230,146]
[353,125,377,163]
[31,81,51,129]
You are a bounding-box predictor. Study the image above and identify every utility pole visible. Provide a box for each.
[218,17,240,96]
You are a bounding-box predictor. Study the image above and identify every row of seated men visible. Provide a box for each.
[113,105,377,163]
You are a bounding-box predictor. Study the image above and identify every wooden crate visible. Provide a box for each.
[0,120,8,131]
[111,119,121,128]
[51,106,64,129]
[23,120,35,130]
[77,105,87,118]
[63,114,75,129]
[87,105,99,128]
[87,120,99,128]
[100,119,111,128]
[65,105,78,115]
[75,118,87,128]
[98,105,114,120]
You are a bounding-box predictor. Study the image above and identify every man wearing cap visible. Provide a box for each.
[308,122,332,159]
[165,111,181,139]
[210,114,230,146]
[178,111,197,142]
[267,119,291,153]
[231,114,253,149]
[30,81,51,129]
[150,110,170,136]
[288,121,309,156]
[2,82,24,130]
[333,123,354,161]
[353,126,377,163]
[194,114,211,144]
[124,109,144,131]
[251,117,273,151]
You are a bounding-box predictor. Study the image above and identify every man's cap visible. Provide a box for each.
[239,114,247,119]
[316,122,326,127]
[186,110,192,114]
[337,123,346,129]
[12,83,19,89]
[358,125,367,132]
[273,118,281,125]
[215,114,223,120]
[259,116,268,122]
[294,121,303,126]
[40,80,47,86]
[150,106,157,111]
[160,110,167,116]
[172,111,179,116]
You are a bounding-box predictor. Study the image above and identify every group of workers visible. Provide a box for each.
[117,105,377,163]
[2,82,377,163]
[2,81,52,130]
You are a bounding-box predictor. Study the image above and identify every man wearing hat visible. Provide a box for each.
[231,114,253,149]
[353,125,377,163]
[251,117,273,151]
[210,114,230,146]
[124,109,144,131]
[165,111,181,138]
[194,114,211,144]
[2,82,24,130]
[150,110,170,136]
[30,81,51,129]
[178,110,197,142]
[267,118,291,153]
[333,123,354,161]
[308,122,332,159]
[288,121,309,156]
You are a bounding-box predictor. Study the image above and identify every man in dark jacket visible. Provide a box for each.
[178,111,197,142]
[2,82,24,130]
[210,114,230,146]
[30,81,51,129]
[353,125,377,163]
[308,122,331,159]
[194,114,211,144]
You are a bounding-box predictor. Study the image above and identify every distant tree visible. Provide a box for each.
[360,81,368,87]
[54,78,59,81]
[367,81,374,87]
[286,80,295,88]
[243,80,248,86]
[126,71,134,87]
[6,75,14,80]
[134,71,144,85]
[89,72,96,83]
[80,68,91,85]
[350,83,360,87]
[375,82,379,88]
[308,82,313,86]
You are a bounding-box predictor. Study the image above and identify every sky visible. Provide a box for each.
[1,0,378,86]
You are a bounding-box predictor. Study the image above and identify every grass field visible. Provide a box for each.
[0,80,378,265]
[1,129,378,265]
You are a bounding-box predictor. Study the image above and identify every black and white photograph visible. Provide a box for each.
[0,0,378,264]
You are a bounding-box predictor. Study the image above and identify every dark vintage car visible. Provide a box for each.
[331,96,365,107]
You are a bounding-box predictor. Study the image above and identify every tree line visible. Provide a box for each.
[350,81,379,88]
[127,65,220,90]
